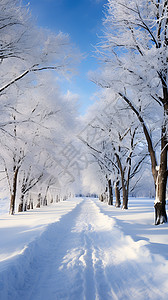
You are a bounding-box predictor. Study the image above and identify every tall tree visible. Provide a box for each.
[94,0,168,224]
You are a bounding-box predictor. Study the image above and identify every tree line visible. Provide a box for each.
[81,0,168,225]
[0,0,167,226]
[0,0,79,214]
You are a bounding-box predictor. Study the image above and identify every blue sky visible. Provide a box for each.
[27,0,106,114]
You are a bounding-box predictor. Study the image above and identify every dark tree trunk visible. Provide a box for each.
[36,193,41,208]
[115,180,121,207]
[108,179,113,205]
[30,198,33,209]
[18,193,28,212]
[120,163,128,209]
[9,168,19,215]
[122,185,128,209]
[24,204,27,211]
[43,196,47,206]
[43,186,49,206]
[10,195,15,215]
[104,186,108,202]
[99,194,104,202]
[24,194,30,211]
[18,193,25,212]
[27,203,30,210]
[115,152,129,209]
[27,194,33,210]
[154,122,168,224]
[56,195,60,202]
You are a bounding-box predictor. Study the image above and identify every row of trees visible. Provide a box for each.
[1,0,167,226]
[80,91,150,205]
[82,0,168,225]
[0,0,79,214]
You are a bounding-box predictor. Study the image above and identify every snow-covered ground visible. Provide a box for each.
[0,197,168,300]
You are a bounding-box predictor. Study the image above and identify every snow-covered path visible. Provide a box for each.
[1,198,168,300]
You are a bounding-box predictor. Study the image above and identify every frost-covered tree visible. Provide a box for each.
[80,92,148,208]
[94,0,168,224]
[0,75,79,214]
[0,0,30,62]
[0,0,79,95]
[0,0,80,214]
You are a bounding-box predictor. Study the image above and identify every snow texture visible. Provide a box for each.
[0,197,168,300]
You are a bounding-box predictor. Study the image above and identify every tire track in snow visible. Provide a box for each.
[25,199,86,300]
[1,198,168,300]
[0,199,86,300]
[71,199,116,300]
[93,199,168,300]
[71,199,168,300]
[81,233,97,300]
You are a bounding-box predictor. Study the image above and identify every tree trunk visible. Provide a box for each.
[104,186,108,202]
[27,194,33,209]
[119,161,128,209]
[108,179,113,205]
[9,168,19,215]
[24,196,28,211]
[115,152,129,209]
[27,203,30,210]
[99,194,104,202]
[43,185,49,206]
[36,193,41,208]
[115,180,121,207]
[10,195,15,215]
[122,185,128,209]
[56,195,60,202]
[43,196,47,206]
[119,93,167,223]
[154,123,167,224]
[18,193,24,212]
[30,197,33,209]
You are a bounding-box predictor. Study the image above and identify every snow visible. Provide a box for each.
[0,197,168,300]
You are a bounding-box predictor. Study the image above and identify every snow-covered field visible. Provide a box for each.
[0,197,168,300]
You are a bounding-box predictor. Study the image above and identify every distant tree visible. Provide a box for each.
[80,94,147,208]
[18,166,44,212]
[0,75,79,214]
